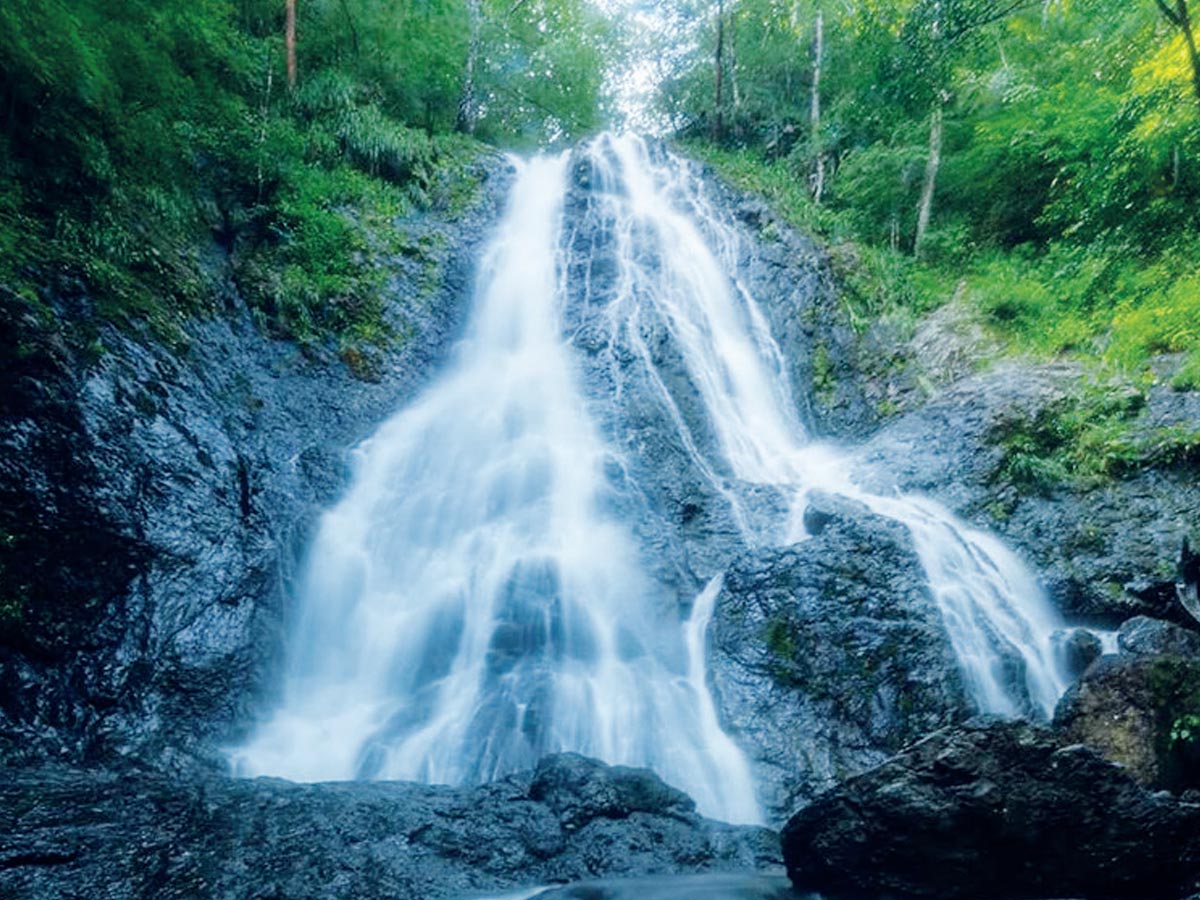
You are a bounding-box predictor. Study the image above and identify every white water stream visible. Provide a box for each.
[235,134,1070,824]
[582,134,1067,716]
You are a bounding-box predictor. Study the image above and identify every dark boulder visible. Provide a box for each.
[0,755,780,900]
[781,718,1200,900]
[1056,627,1105,678]
[709,492,968,822]
[529,753,696,830]
[1054,654,1200,791]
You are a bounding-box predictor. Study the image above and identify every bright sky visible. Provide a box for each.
[592,0,703,134]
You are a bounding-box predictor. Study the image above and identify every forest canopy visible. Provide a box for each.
[3,0,1200,385]
[654,0,1200,382]
[0,0,610,341]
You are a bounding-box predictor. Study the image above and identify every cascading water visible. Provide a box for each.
[233,152,762,825]
[577,133,1068,718]
[236,133,1070,824]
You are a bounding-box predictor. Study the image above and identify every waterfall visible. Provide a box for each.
[233,152,762,825]
[234,134,1070,824]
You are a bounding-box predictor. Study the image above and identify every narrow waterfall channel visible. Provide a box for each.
[235,134,1070,823]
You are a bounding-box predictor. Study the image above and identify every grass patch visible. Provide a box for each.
[1172,351,1200,391]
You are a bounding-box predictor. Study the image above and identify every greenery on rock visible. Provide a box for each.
[978,371,1200,493]
[7,0,1200,397]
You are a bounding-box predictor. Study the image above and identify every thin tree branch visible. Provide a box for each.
[942,0,1039,44]
[1157,0,1183,27]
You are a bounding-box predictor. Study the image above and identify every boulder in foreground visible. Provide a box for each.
[1054,653,1200,791]
[781,718,1200,900]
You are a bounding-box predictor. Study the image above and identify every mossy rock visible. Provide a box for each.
[1054,653,1200,792]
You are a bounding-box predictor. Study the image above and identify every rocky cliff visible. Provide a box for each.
[0,155,512,772]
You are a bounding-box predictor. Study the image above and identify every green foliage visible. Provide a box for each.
[988,374,1200,491]
[1171,713,1200,745]
[1152,659,1200,791]
[473,0,611,146]
[671,0,1200,415]
[689,143,954,331]
[764,615,806,687]
[811,341,836,406]
[0,0,605,345]
[685,141,842,236]
[1172,351,1200,391]
[765,616,796,660]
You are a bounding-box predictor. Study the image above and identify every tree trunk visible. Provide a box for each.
[1180,2,1200,110]
[1157,0,1200,111]
[257,46,273,203]
[914,0,945,256]
[713,0,725,141]
[285,0,297,88]
[457,0,482,134]
[915,99,943,257]
[811,8,825,203]
[730,2,742,113]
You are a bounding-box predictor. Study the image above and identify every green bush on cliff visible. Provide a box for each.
[985,376,1200,491]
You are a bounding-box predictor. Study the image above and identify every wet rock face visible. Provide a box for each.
[1120,616,1200,657]
[557,145,881,614]
[0,756,780,900]
[1054,654,1200,791]
[781,718,1200,900]
[713,191,875,441]
[854,362,1200,627]
[709,492,969,822]
[0,156,513,771]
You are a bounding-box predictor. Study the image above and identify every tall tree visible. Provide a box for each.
[913,0,944,256]
[906,0,1035,255]
[457,0,482,134]
[729,0,742,115]
[714,0,726,139]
